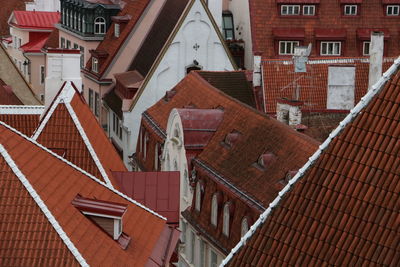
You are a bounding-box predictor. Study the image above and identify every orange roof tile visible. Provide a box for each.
[0,79,22,105]
[224,58,400,266]
[33,82,127,187]
[0,105,44,136]
[0,121,167,266]
[262,57,395,113]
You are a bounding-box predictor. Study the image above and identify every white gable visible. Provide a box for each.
[122,0,234,163]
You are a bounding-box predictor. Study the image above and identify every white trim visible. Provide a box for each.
[0,144,89,267]
[344,5,357,15]
[281,5,300,15]
[221,56,400,266]
[0,105,44,115]
[32,96,61,139]
[0,120,167,221]
[82,210,123,220]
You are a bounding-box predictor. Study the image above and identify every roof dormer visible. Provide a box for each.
[257,152,277,170]
[72,194,131,249]
[223,130,241,148]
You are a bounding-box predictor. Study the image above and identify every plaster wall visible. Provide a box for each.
[26,54,45,98]
[26,0,60,12]
[6,27,30,72]
[123,0,234,164]
[327,66,355,110]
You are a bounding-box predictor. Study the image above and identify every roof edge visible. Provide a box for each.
[0,144,89,267]
[221,56,400,266]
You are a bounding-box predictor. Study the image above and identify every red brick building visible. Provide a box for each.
[250,0,400,58]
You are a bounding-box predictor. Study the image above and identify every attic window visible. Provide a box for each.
[72,195,131,249]
[257,152,277,169]
[114,23,120,38]
[92,57,99,73]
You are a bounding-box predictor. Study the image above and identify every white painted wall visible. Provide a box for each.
[26,0,60,12]
[327,66,355,110]
[123,0,234,165]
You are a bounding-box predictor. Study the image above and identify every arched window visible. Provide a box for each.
[94,17,106,34]
[195,182,201,211]
[143,132,149,160]
[211,194,218,226]
[78,14,81,31]
[223,203,230,236]
[241,217,249,237]
[69,10,72,27]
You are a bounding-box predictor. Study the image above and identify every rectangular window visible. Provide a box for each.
[114,23,120,38]
[363,41,370,56]
[40,65,45,84]
[303,5,315,16]
[13,36,17,48]
[89,89,93,110]
[320,42,341,56]
[66,40,71,49]
[94,92,100,117]
[199,239,205,267]
[387,5,399,16]
[92,58,98,73]
[190,231,195,263]
[73,43,78,49]
[80,46,84,68]
[222,13,235,40]
[344,5,357,15]
[210,250,218,267]
[279,41,299,55]
[281,5,300,15]
[18,38,21,48]
[60,37,65,48]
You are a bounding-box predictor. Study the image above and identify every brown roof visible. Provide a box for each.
[0,114,40,136]
[0,0,26,36]
[33,82,127,187]
[262,57,395,113]
[0,79,22,105]
[128,0,190,77]
[225,60,400,266]
[0,121,167,266]
[43,28,59,49]
[85,0,151,76]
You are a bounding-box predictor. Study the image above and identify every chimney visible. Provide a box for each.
[207,0,223,30]
[253,54,262,87]
[44,49,82,109]
[327,65,355,110]
[368,31,384,91]
[276,98,303,126]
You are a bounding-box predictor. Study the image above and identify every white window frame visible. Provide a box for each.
[303,5,315,16]
[281,5,300,15]
[211,194,218,226]
[363,41,370,56]
[344,5,357,15]
[387,5,399,16]
[40,65,45,84]
[114,23,120,38]
[195,182,201,211]
[320,41,341,56]
[222,203,230,237]
[92,57,98,73]
[94,17,106,34]
[241,217,249,237]
[279,41,299,55]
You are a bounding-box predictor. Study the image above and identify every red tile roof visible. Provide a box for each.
[0,0,25,36]
[262,57,396,113]
[11,11,60,30]
[20,33,50,53]
[112,171,180,224]
[33,82,127,187]
[0,79,22,105]
[0,121,168,266]
[0,105,44,136]
[224,59,400,266]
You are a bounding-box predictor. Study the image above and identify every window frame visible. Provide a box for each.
[92,57,98,73]
[222,12,235,40]
[94,17,106,34]
[320,41,341,56]
[195,182,202,211]
[363,41,370,56]
[344,5,357,15]
[241,217,249,237]
[303,5,315,16]
[386,5,400,16]
[279,41,300,55]
[40,65,45,85]
[222,203,230,237]
[211,193,218,227]
[281,5,300,15]
[94,92,100,117]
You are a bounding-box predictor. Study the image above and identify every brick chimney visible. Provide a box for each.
[368,31,384,91]
[276,98,303,126]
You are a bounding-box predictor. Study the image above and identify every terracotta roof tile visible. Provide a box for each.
[225,60,400,266]
[0,121,167,266]
[0,79,22,105]
[0,105,43,136]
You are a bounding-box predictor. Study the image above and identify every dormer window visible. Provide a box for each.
[241,217,249,237]
[386,5,399,16]
[222,203,231,237]
[211,193,218,227]
[344,5,357,15]
[115,23,120,38]
[94,17,106,34]
[303,5,315,16]
[281,5,300,15]
[72,195,130,248]
[223,130,241,148]
[195,181,203,212]
[92,57,98,73]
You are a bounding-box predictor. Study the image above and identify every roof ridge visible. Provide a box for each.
[0,144,89,267]
[0,105,44,115]
[0,121,167,221]
[221,56,400,266]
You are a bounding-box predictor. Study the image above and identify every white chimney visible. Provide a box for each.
[276,98,303,126]
[368,31,384,91]
[253,54,262,87]
[44,49,82,109]
[327,65,355,110]
[207,0,223,30]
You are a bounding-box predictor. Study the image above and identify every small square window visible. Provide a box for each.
[387,5,399,16]
[281,5,300,15]
[344,5,357,15]
[363,41,370,56]
[303,5,315,16]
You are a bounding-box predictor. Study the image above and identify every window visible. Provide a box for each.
[154,143,159,170]
[40,65,45,84]
[94,92,100,117]
[94,17,106,34]
[344,5,357,15]
[143,132,148,160]
[199,239,205,267]
[320,42,341,56]
[88,89,93,110]
[60,37,65,48]
[181,220,187,243]
[222,12,234,40]
[222,203,230,237]
[92,57,98,73]
[303,5,315,16]
[113,113,122,139]
[210,250,218,267]
[195,182,201,211]
[190,231,195,263]
[78,14,81,31]
[241,217,249,237]
[183,169,188,198]
[18,38,21,48]
[363,41,370,56]
[387,5,399,16]
[73,43,78,49]
[114,23,120,38]
[279,41,299,55]
[13,36,17,48]
[281,5,300,15]
[82,16,86,32]
[80,46,84,68]
[211,194,218,226]
[66,40,71,49]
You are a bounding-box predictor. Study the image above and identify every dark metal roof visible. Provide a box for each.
[72,194,127,217]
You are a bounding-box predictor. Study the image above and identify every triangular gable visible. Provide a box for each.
[129,0,238,111]
[32,82,127,187]
[222,57,400,265]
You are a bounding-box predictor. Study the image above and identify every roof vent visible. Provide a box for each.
[164,90,176,102]
[223,130,241,148]
[72,195,130,249]
[258,152,276,169]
